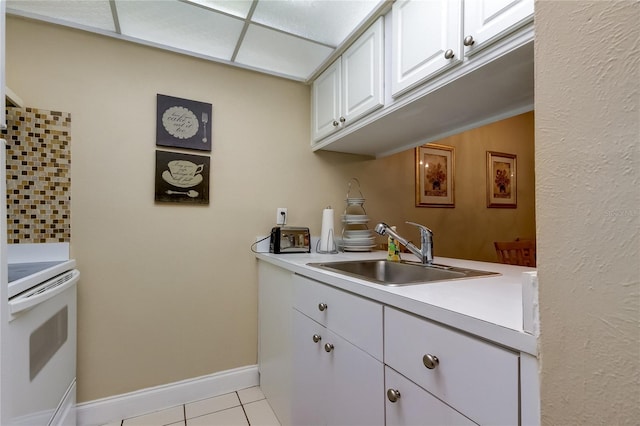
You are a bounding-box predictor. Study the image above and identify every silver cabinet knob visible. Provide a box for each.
[318,303,328,312]
[312,334,322,343]
[444,49,455,60]
[324,343,334,353]
[339,116,346,123]
[463,35,475,46]
[332,120,339,127]
[423,354,439,369]
[387,389,401,403]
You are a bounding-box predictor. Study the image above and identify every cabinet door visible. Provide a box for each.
[312,58,342,142]
[292,310,329,426]
[385,367,476,426]
[341,17,384,125]
[463,0,533,56]
[325,327,384,426]
[293,310,384,426]
[392,0,462,97]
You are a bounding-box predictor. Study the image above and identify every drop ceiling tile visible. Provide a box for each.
[184,0,253,19]
[251,0,383,46]
[7,0,116,32]
[115,0,244,61]
[235,24,333,80]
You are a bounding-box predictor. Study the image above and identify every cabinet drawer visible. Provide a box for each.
[384,307,518,425]
[293,274,382,360]
[385,367,475,426]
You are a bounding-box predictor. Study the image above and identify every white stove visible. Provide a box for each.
[8,259,76,298]
[3,243,79,425]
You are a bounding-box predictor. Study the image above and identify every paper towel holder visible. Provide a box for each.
[317,205,338,254]
[316,228,338,254]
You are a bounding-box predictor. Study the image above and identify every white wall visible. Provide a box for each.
[535,1,639,423]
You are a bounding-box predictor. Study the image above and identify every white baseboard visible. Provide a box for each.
[76,365,259,426]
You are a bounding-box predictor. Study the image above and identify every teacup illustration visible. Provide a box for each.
[168,160,204,180]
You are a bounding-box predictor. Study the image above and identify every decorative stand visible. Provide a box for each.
[340,178,375,252]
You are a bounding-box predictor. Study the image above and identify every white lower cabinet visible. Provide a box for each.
[384,307,519,425]
[257,262,529,425]
[292,274,384,425]
[385,367,475,426]
[292,310,384,426]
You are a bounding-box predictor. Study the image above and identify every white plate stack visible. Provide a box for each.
[340,180,375,252]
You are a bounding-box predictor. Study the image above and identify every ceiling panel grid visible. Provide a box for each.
[6,0,389,81]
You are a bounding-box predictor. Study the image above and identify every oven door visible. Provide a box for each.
[6,270,78,425]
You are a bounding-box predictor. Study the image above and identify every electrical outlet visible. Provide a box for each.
[276,208,288,225]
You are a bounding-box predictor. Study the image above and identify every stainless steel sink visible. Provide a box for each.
[307,260,499,286]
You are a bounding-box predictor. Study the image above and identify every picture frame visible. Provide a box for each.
[415,144,455,207]
[156,94,212,152]
[155,150,210,205]
[487,151,517,208]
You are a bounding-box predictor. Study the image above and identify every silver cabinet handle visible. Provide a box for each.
[324,343,334,353]
[387,389,401,403]
[318,303,328,312]
[312,334,322,343]
[463,35,475,46]
[423,354,439,369]
[332,120,339,127]
[339,116,346,123]
[444,49,455,60]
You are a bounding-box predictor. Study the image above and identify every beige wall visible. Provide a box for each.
[6,17,538,402]
[5,17,399,402]
[535,1,639,424]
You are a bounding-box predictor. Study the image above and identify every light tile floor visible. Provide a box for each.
[103,386,280,426]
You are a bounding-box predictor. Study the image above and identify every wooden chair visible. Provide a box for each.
[494,240,536,267]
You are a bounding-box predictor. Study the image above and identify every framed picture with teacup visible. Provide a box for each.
[155,150,210,204]
[156,94,212,152]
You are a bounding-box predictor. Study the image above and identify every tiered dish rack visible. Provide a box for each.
[340,178,376,252]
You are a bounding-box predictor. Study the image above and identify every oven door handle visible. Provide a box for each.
[8,269,80,315]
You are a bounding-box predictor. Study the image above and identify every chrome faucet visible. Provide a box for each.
[374,222,434,264]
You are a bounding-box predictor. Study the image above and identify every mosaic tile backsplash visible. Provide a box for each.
[2,107,71,244]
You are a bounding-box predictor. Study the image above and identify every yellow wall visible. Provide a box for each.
[6,17,534,402]
[398,112,535,262]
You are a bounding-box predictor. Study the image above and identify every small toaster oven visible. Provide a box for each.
[270,226,311,253]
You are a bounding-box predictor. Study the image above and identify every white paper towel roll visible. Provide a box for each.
[319,208,335,252]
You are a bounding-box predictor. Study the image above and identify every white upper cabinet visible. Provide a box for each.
[308,0,534,156]
[1,0,6,130]
[463,0,534,56]
[391,0,462,97]
[311,59,342,141]
[311,17,384,142]
[341,17,384,125]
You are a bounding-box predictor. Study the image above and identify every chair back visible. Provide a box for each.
[494,240,536,267]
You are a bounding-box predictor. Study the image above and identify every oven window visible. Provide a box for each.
[30,307,68,381]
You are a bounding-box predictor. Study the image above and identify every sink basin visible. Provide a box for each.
[307,260,499,286]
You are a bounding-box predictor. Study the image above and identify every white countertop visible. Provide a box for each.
[255,250,538,356]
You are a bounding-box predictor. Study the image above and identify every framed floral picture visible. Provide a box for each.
[487,151,517,208]
[415,144,455,207]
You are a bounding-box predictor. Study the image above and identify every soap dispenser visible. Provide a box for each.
[387,226,401,262]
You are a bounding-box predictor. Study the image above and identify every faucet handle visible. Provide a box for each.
[406,221,433,236]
